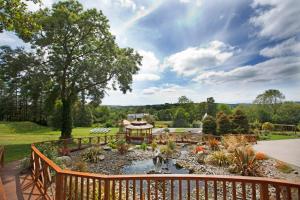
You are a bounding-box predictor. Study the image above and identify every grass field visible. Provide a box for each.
[155,121,172,128]
[0,121,118,163]
[259,131,300,141]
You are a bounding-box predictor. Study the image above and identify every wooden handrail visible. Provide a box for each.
[0,146,6,200]
[0,146,4,168]
[31,135,300,200]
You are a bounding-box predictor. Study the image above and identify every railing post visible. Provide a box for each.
[55,172,64,200]
[104,178,110,200]
[0,146,4,168]
[260,183,269,200]
[78,138,82,150]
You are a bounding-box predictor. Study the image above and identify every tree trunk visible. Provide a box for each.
[61,98,73,139]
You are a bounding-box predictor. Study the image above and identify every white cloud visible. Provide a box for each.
[179,0,203,7]
[194,56,300,84]
[250,0,300,39]
[115,0,136,11]
[164,40,236,76]
[134,74,160,81]
[260,38,300,58]
[133,50,162,81]
[142,87,160,95]
[142,84,183,95]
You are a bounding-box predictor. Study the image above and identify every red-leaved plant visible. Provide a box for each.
[193,146,205,154]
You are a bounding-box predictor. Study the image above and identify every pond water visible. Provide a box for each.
[121,158,190,174]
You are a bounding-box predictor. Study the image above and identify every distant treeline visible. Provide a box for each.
[1,88,299,130]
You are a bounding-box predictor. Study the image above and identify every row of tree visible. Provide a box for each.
[202,110,249,135]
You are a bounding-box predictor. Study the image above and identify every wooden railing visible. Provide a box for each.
[31,135,300,200]
[0,146,7,200]
[0,146,4,168]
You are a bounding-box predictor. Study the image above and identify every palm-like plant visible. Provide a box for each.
[232,147,258,176]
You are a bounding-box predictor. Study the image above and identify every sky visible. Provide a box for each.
[1,0,300,105]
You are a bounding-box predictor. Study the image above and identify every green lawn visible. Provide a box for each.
[155,121,172,128]
[259,132,300,141]
[0,121,118,163]
[174,128,186,132]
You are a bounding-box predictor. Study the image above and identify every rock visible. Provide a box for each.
[128,147,135,152]
[147,147,152,151]
[56,156,72,166]
[196,151,205,164]
[103,146,112,151]
[98,155,105,161]
[294,171,299,174]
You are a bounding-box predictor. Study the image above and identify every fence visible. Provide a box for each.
[0,146,7,200]
[31,135,300,200]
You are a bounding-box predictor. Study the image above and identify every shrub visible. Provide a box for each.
[173,108,190,127]
[275,161,293,173]
[72,160,88,172]
[36,143,58,160]
[202,115,217,135]
[255,152,267,160]
[167,140,176,151]
[231,147,258,176]
[140,143,148,151]
[116,140,129,154]
[207,138,219,151]
[58,146,70,156]
[262,122,274,132]
[205,151,229,167]
[222,135,248,152]
[216,112,231,135]
[81,147,102,163]
[231,110,249,134]
[160,146,173,157]
[163,128,170,133]
[150,141,158,151]
[108,141,117,149]
[193,146,205,154]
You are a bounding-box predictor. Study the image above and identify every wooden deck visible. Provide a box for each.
[0,160,44,200]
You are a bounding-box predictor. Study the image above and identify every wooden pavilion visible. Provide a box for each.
[125,120,153,144]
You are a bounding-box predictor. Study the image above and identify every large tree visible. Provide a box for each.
[206,97,217,117]
[254,89,285,115]
[30,1,141,138]
[0,0,41,39]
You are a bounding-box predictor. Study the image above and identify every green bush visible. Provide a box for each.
[202,115,217,135]
[150,141,158,151]
[108,141,117,149]
[173,108,190,127]
[116,139,129,154]
[139,142,148,151]
[231,147,258,176]
[167,140,176,151]
[205,151,229,167]
[262,122,274,132]
[231,110,249,134]
[81,147,102,163]
[36,143,58,160]
[216,112,231,135]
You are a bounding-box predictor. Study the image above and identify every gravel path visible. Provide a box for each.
[254,139,300,167]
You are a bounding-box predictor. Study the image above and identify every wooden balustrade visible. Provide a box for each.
[0,146,6,200]
[31,136,299,200]
[0,146,4,168]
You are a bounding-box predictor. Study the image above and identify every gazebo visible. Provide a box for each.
[125,120,153,144]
